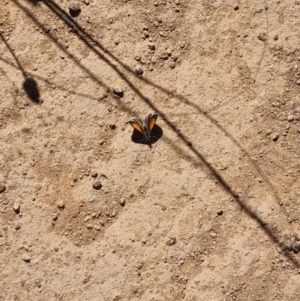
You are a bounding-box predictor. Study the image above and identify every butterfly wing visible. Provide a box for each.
[126,117,145,135]
[145,112,159,132]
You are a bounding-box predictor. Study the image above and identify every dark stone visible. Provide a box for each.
[93,181,102,190]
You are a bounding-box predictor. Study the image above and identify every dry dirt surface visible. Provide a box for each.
[2,0,300,300]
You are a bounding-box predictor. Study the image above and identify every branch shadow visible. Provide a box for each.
[13,0,300,267]
[0,56,100,101]
[0,32,41,103]
[22,77,40,103]
[26,0,40,4]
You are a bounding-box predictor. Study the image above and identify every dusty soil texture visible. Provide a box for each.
[2,0,300,300]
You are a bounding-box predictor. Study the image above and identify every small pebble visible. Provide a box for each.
[142,30,149,38]
[166,237,177,246]
[131,286,138,294]
[287,115,294,122]
[113,86,124,97]
[13,203,20,214]
[94,225,101,231]
[158,51,168,60]
[56,200,65,209]
[217,210,223,216]
[93,181,102,190]
[42,25,50,33]
[151,56,157,64]
[257,32,267,42]
[274,34,279,41]
[272,133,279,141]
[14,223,21,230]
[91,172,98,178]
[134,65,143,76]
[52,213,58,221]
[119,198,125,206]
[293,241,300,253]
[109,124,116,130]
[0,183,6,193]
[35,184,42,192]
[22,253,31,263]
[210,232,217,238]
[86,195,95,203]
[69,2,81,17]
[148,42,156,50]
[169,61,175,68]
[234,3,239,10]
[171,54,178,61]
[110,211,117,217]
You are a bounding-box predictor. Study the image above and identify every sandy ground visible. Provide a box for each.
[1,0,300,300]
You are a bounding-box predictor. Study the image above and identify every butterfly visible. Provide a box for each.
[126,112,159,144]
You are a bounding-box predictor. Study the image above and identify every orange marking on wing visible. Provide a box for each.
[127,118,144,135]
[148,113,159,131]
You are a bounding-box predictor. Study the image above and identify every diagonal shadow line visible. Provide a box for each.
[17,1,299,266]
[162,136,300,268]
[0,32,41,103]
[0,32,26,77]
[0,56,100,101]
[0,65,19,104]
[12,0,109,89]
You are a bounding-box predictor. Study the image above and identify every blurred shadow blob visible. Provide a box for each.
[23,77,41,103]
[130,124,163,145]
